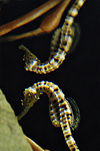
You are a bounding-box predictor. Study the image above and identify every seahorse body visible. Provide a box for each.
[18,81,80,151]
[19,0,86,74]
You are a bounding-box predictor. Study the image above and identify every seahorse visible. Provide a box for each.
[17,81,80,151]
[19,0,86,74]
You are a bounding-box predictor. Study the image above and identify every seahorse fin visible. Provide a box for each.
[70,23,81,53]
[66,97,80,130]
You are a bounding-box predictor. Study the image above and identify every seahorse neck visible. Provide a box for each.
[33,81,58,100]
[32,81,66,103]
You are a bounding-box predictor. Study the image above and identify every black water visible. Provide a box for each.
[0,0,100,151]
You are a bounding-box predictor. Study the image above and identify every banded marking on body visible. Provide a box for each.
[18,81,80,151]
[19,0,86,74]
[60,110,80,151]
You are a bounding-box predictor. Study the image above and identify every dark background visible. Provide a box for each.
[0,0,100,151]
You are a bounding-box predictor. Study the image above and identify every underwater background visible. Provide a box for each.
[0,0,100,150]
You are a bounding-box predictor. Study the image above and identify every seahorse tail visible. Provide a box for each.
[60,110,79,151]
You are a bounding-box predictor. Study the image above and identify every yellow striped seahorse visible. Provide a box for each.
[19,0,86,74]
[17,81,80,151]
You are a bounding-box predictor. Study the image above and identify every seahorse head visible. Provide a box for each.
[22,87,40,108]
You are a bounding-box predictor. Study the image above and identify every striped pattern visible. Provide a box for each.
[20,81,80,151]
[49,98,74,128]
[60,110,79,151]
[19,0,86,74]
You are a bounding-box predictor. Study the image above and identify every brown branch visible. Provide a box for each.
[3,0,71,41]
[0,0,63,36]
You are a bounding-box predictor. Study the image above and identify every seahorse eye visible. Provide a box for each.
[28,92,36,99]
[23,92,37,107]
